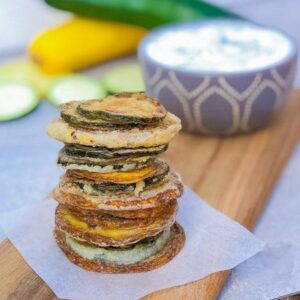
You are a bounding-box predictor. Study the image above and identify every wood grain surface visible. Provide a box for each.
[1,91,300,300]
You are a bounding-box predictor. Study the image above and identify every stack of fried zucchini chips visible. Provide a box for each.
[47,92,185,273]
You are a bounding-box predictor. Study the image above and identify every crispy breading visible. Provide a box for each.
[58,147,153,167]
[55,202,177,246]
[59,199,177,219]
[46,112,181,148]
[54,223,185,273]
[53,172,183,211]
[66,159,168,184]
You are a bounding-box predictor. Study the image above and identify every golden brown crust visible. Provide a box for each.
[63,199,178,220]
[54,223,185,273]
[58,146,154,167]
[78,93,167,120]
[55,202,178,246]
[57,199,177,219]
[46,112,181,148]
[53,186,180,211]
[66,159,167,184]
[53,173,183,211]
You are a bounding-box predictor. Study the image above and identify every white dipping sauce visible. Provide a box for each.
[145,21,295,73]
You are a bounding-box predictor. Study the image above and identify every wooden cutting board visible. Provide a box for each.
[1,91,300,300]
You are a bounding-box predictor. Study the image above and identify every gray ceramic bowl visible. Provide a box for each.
[138,20,297,135]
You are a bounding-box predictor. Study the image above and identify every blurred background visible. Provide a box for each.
[1,0,299,121]
[2,0,300,80]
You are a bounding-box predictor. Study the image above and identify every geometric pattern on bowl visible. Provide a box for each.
[141,58,296,135]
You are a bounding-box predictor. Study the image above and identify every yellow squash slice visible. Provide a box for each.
[67,160,162,184]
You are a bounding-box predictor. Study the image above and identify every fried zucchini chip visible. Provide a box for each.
[55,202,177,246]
[68,161,169,195]
[60,101,134,130]
[64,199,178,220]
[64,143,168,160]
[46,112,181,148]
[67,159,169,184]
[77,92,167,125]
[53,172,183,211]
[54,223,185,273]
[58,148,151,172]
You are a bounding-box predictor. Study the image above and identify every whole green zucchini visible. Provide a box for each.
[45,0,238,28]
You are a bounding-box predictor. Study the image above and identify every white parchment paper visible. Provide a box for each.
[220,144,300,300]
[0,187,263,300]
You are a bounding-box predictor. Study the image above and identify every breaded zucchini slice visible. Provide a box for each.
[68,160,169,194]
[54,223,185,273]
[77,92,166,125]
[64,143,168,160]
[60,100,133,130]
[67,159,168,184]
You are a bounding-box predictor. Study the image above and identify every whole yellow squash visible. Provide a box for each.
[29,18,147,74]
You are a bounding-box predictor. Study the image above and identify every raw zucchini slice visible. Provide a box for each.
[48,75,107,106]
[101,63,144,93]
[0,59,63,97]
[77,92,167,125]
[60,100,133,130]
[0,81,39,121]
[64,143,168,160]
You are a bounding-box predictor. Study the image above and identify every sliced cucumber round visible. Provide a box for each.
[101,63,145,93]
[77,92,167,125]
[0,81,39,122]
[48,75,107,106]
